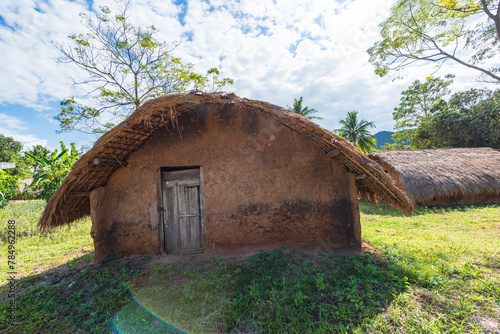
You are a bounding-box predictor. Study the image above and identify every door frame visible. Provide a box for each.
[159,166,207,255]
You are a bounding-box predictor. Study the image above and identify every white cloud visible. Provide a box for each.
[0,113,26,132]
[0,0,92,108]
[0,113,47,149]
[0,0,497,139]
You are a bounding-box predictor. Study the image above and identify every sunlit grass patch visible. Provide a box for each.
[0,200,93,281]
[359,201,500,332]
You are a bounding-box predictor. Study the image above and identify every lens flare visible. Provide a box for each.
[111,289,187,334]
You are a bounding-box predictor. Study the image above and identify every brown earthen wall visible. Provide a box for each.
[90,104,360,259]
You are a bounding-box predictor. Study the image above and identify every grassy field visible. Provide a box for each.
[0,201,93,282]
[0,200,499,333]
[359,202,500,333]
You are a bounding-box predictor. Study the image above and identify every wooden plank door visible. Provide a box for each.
[162,168,205,255]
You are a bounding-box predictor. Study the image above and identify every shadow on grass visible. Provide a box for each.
[122,249,420,333]
[224,249,416,333]
[0,252,156,333]
[360,200,500,217]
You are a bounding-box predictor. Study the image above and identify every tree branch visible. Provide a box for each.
[430,37,500,81]
[481,0,500,40]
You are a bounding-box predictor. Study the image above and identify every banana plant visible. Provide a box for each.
[25,142,80,201]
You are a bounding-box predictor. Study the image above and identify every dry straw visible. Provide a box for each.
[369,148,500,204]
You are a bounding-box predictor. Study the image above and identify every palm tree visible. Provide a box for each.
[287,97,323,120]
[335,111,377,154]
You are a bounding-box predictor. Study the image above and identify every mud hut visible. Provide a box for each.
[39,92,412,260]
[368,148,500,205]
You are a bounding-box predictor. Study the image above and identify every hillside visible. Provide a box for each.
[374,131,395,149]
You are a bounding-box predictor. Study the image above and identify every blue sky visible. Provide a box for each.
[0,102,97,150]
[0,0,494,152]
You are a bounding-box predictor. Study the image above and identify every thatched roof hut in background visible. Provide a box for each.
[39,91,413,260]
[368,148,500,205]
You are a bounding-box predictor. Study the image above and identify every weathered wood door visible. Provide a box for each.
[162,168,206,255]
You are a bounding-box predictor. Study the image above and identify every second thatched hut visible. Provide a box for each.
[368,148,500,205]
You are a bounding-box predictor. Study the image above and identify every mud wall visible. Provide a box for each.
[90,104,361,259]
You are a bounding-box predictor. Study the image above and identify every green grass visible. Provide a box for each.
[0,200,499,333]
[0,253,152,333]
[0,201,93,281]
[359,202,500,333]
[225,250,410,333]
[113,257,238,333]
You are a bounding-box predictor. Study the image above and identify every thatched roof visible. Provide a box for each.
[368,148,500,204]
[39,91,413,229]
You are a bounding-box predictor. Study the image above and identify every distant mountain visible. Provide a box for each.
[374,131,395,149]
